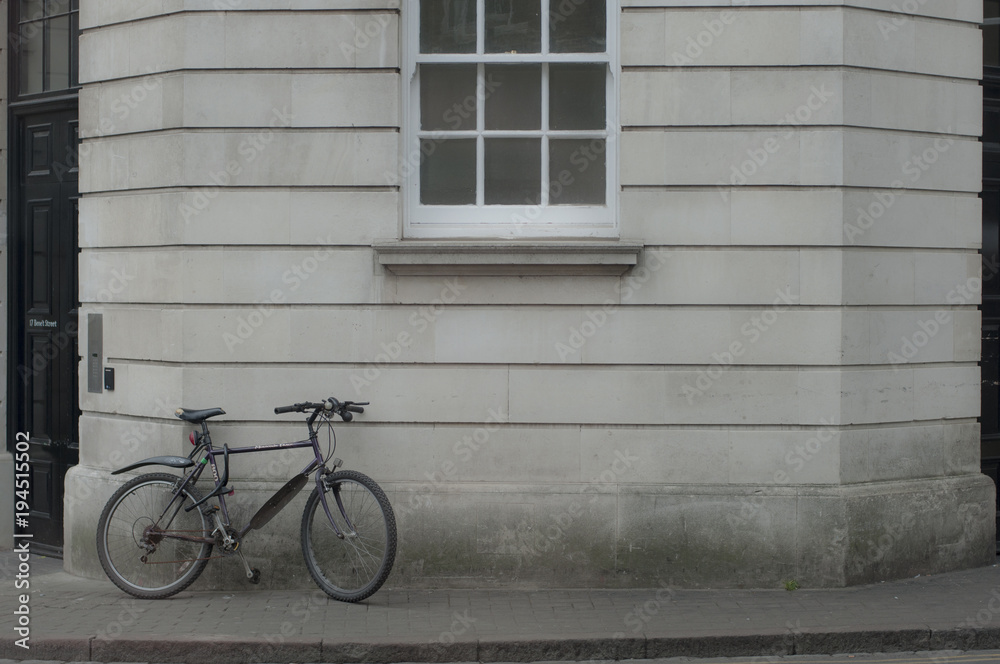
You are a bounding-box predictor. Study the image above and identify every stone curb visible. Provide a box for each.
[1,628,998,663]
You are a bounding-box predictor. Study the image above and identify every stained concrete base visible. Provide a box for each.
[63,464,996,590]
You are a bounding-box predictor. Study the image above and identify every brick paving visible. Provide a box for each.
[1,551,1000,662]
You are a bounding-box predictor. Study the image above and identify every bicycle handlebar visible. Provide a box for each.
[273,399,368,420]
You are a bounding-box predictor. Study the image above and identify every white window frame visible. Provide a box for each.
[402,0,619,239]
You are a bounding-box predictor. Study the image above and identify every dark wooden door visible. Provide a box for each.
[9,108,80,549]
[982,1,1000,551]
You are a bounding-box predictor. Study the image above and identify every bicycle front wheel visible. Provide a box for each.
[97,473,213,599]
[301,470,397,602]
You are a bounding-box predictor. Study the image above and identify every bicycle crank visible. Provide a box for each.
[236,549,261,584]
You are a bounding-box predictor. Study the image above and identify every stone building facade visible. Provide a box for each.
[4,0,995,588]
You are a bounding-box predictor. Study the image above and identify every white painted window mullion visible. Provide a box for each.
[477,62,485,208]
[541,62,549,207]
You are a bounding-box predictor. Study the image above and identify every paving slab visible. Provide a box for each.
[1,552,1000,662]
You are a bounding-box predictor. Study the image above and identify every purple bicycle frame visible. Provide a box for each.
[182,433,354,541]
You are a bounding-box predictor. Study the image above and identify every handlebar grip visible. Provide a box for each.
[341,411,354,422]
[274,405,297,414]
[346,404,365,413]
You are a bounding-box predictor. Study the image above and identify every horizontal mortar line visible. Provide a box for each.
[622,184,982,194]
[619,62,980,82]
[627,184,982,196]
[622,124,979,138]
[83,66,400,79]
[81,126,400,140]
[100,358,980,371]
[78,184,398,196]
[622,124,981,139]
[79,184,396,195]
[81,243,371,251]
[77,66,401,85]
[635,244,979,253]
[77,411,978,431]
[623,4,979,28]
[80,7,399,31]
[621,63,982,77]
[74,301,988,308]
[78,243,981,253]
[79,303,987,311]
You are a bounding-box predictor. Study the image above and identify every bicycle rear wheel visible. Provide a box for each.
[301,470,397,602]
[97,472,213,599]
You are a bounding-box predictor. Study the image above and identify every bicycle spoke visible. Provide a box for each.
[301,471,396,602]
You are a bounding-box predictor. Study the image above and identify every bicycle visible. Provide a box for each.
[96,398,396,602]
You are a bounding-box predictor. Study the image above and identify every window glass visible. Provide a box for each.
[48,15,72,91]
[422,139,477,204]
[485,138,542,205]
[421,0,477,53]
[550,0,606,53]
[549,139,605,205]
[410,0,614,232]
[987,1,1000,68]
[486,0,541,53]
[485,65,542,130]
[549,64,606,130]
[16,0,79,96]
[19,24,44,95]
[421,65,478,131]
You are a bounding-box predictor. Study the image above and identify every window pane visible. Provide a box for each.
[485,65,541,130]
[550,0,605,52]
[20,0,44,18]
[549,139,605,205]
[421,139,477,205]
[549,64,605,130]
[486,0,541,53]
[987,1,1000,68]
[421,0,477,53]
[421,64,478,131]
[71,10,79,87]
[19,23,44,95]
[485,138,541,205]
[48,15,71,91]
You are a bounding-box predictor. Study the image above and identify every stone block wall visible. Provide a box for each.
[64,0,995,588]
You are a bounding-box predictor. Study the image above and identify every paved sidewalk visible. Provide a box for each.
[2,551,1000,663]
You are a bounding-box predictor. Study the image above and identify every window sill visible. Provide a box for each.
[373,240,644,276]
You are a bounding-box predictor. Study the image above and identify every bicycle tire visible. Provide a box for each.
[301,469,397,602]
[96,472,213,599]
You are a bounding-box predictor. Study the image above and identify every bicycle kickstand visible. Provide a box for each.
[236,549,261,585]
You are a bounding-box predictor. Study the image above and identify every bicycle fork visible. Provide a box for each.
[318,463,358,540]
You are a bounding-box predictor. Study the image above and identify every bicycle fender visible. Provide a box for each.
[111,456,196,475]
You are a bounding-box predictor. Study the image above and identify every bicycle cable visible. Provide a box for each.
[318,411,337,465]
